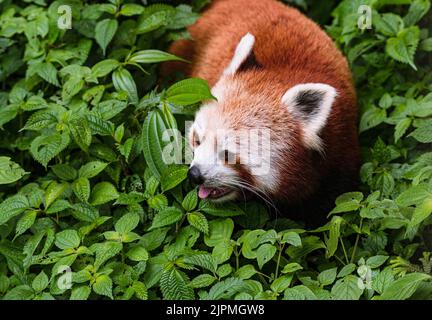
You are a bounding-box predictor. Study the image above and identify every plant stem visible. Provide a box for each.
[274,243,285,279]
[340,238,349,264]
[350,218,363,264]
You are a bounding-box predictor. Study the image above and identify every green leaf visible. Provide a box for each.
[0,194,29,225]
[187,211,209,234]
[331,275,363,300]
[128,50,186,64]
[30,133,70,167]
[15,210,37,238]
[410,197,432,226]
[36,62,60,86]
[95,19,118,56]
[281,231,302,247]
[256,243,277,269]
[165,78,215,106]
[120,4,145,16]
[70,286,91,300]
[190,274,216,288]
[141,109,170,178]
[79,161,108,179]
[90,182,119,205]
[32,271,49,292]
[394,117,412,142]
[55,230,80,250]
[271,275,293,293]
[21,111,57,131]
[126,246,149,262]
[385,26,420,70]
[112,67,138,105]
[403,0,431,26]
[199,200,245,217]
[160,268,194,300]
[318,267,338,286]
[69,117,92,151]
[281,262,303,274]
[372,267,394,294]
[132,281,148,300]
[93,274,113,299]
[91,241,123,269]
[367,255,389,268]
[91,59,121,78]
[115,212,140,234]
[45,181,68,209]
[207,277,244,300]
[161,165,188,192]
[284,285,317,300]
[182,189,198,212]
[72,177,90,203]
[136,8,173,34]
[52,164,77,181]
[409,123,432,143]
[381,273,431,300]
[0,156,28,184]
[149,206,183,229]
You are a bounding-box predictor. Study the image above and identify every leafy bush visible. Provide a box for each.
[0,0,431,300]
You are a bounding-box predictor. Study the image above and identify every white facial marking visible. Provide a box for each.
[224,33,255,76]
[282,83,337,151]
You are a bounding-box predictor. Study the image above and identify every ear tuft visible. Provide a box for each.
[282,83,337,151]
[224,33,260,76]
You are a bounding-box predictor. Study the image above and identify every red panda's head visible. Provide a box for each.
[188,33,338,203]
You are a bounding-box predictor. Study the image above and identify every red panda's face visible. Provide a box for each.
[187,33,338,203]
[188,78,280,202]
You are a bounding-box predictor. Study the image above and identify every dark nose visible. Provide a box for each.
[188,166,204,185]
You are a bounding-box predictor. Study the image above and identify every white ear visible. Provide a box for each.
[223,33,255,76]
[282,83,337,151]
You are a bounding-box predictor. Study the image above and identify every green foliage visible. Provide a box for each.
[0,0,431,301]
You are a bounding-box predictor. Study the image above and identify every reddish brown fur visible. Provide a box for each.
[162,0,361,225]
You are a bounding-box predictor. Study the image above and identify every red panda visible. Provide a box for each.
[162,0,361,224]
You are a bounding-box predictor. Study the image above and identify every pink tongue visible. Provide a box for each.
[198,186,213,199]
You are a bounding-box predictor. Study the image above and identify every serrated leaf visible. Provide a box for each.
[72,177,90,203]
[70,286,91,300]
[93,274,113,299]
[187,211,209,234]
[182,189,198,211]
[69,117,92,151]
[190,274,216,288]
[21,111,57,131]
[149,206,182,229]
[115,212,140,234]
[0,194,29,225]
[30,133,70,167]
[331,275,363,300]
[90,182,119,205]
[0,156,28,184]
[55,230,80,250]
[386,26,420,70]
[126,246,149,262]
[160,268,194,300]
[15,210,37,238]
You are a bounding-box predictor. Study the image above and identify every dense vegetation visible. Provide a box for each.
[0,0,431,300]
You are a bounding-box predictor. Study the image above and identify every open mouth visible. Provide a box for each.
[198,185,234,200]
